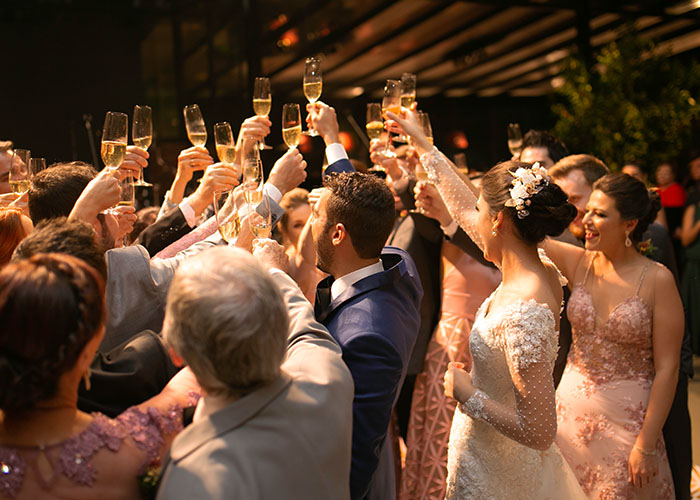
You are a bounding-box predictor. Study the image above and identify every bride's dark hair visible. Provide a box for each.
[481,161,576,245]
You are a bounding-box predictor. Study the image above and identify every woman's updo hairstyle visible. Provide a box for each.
[481,161,576,245]
[0,253,106,413]
[592,173,661,243]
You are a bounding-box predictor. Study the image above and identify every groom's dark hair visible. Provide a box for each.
[323,172,395,259]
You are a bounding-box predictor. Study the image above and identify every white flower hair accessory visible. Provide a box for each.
[504,162,550,219]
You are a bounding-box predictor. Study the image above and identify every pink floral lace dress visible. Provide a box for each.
[555,256,675,499]
[0,405,185,500]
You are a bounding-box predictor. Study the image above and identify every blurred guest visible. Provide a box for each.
[656,161,686,237]
[0,206,32,266]
[279,187,311,251]
[157,244,353,500]
[128,206,160,245]
[622,162,648,184]
[519,130,569,168]
[311,172,422,500]
[0,253,198,500]
[681,195,700,356]
[0,140,13,194]
[685,151,700,206]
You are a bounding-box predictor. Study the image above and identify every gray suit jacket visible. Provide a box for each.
[157,271,354,500]
[102,236,222,351]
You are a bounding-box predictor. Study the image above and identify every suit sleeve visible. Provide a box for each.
[323,158,355,176]
[137,206,193,257]
[448,226,495,268]
[342,332,403,500]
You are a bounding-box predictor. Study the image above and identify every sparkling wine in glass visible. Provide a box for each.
[241,138,262,201]
[302,57,322,136]
[418,111,434,145]
[214,189,240,243]
[397,73,416,143]
[508,123,523,157]
[133,105,153,186]
[381,79,401,157]
[9,149,31,194]
[253,77,272,150]
[248,190,272,239]
[366,103,384,141]
[101,112,128,168]
[184,104,207,147]
[282,103,302,149]
[214,122,236,165]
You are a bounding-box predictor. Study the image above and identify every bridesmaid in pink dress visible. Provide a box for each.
[545,173,684,499]
[400,187,500,500]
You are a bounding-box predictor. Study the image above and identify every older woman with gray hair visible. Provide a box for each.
[157,243,354,500]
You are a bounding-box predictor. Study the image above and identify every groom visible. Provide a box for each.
[311,172,422,500]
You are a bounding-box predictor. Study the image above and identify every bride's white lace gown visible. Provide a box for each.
[418,148,586,500]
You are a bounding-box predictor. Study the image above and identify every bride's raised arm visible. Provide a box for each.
[387,109,484,252]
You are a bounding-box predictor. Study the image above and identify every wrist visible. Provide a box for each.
[187,189,210,216]
[323,132,340,147]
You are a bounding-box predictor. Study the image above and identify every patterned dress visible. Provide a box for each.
[400,242,500,500]
[556,256,675,499]
[0,404,187,500]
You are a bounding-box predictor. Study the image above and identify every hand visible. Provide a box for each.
[8,191,29,217]
[628,445,659,488]
[119,145,149,178]
[69,168,122,223]
[369,139,402,181]
[177,146,214,183]
[306,101,339,146]
[189,162,240,216]
[386,108,432,154]
[415,182,453,227]
[252,238,290,273]
[268,148,307,195]
[111,205,137,242]
[233,212,255,252]
[443,362,474,403]
[237,115,272,144]
[308,187,327,210]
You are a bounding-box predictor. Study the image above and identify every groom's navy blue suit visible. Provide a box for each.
[315,247,422,500]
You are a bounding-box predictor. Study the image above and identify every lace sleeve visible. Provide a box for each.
[420,147,483,251]
[460,300,558,450]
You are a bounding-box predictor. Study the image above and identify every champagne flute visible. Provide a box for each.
[382,79,401,157]
[249,189,272,240]
[101,112,128,168]
[184,104,207,147]
[366,103,384,171]
[397,73,417,143]
[241,138,262,201]
[302,57,322,136]
[214,122,236,165]
[418,111,434,145]
[214,189,240,243]
[282,103,302,149]
[30,157,47,175]
[132,105,153,186]
[507,123,523,157]
[9,149,31,194]
[253,77,272,150]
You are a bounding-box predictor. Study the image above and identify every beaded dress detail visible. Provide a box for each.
[0,404,186,500]
[555,255,675,499]
[419,147,586,499]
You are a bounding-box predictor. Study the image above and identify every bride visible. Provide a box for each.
[389,108,586,499]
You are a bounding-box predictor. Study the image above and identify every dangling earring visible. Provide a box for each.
[82,367,92,391]
[625,231,632,248]
[491,227,498,237]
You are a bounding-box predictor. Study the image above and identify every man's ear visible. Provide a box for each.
[331,222,347,246]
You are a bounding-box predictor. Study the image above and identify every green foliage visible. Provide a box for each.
[552,27,700,173]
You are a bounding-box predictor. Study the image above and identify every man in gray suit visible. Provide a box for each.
[157,244,354,499]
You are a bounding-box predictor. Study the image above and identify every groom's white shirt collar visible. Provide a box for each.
[330,260,384,301]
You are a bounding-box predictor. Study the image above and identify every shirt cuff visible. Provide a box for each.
[442,219,459,238]
[179,199,197,227]
[325,143,348,165]
[391,175,409,194]
[263,183,283,204]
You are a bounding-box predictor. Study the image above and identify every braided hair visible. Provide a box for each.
[0,253,106,413]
